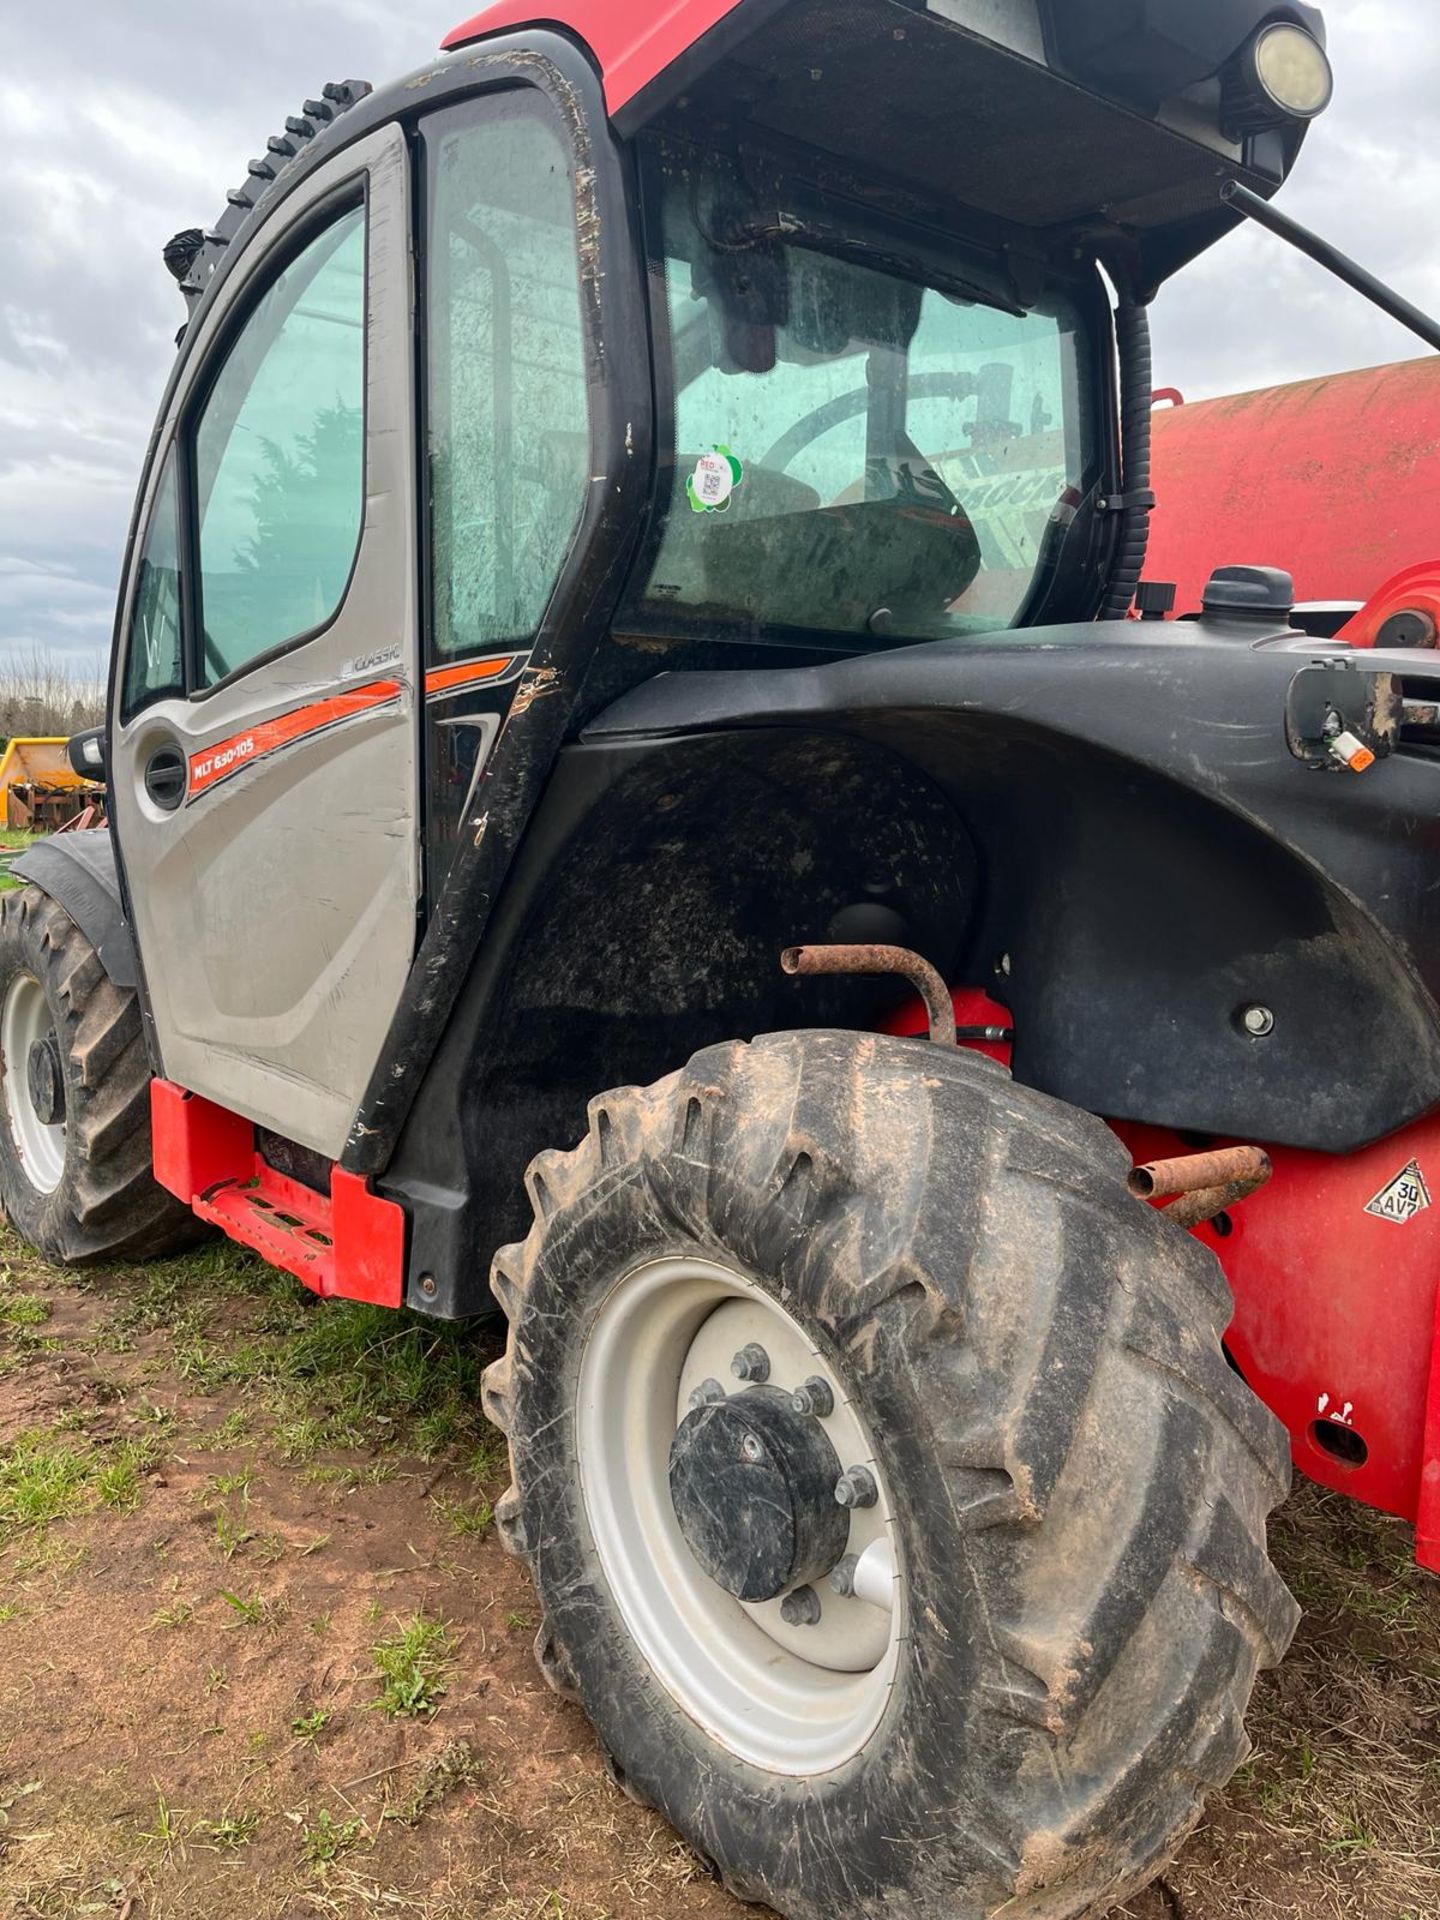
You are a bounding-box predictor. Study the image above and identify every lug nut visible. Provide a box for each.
[687,1377,726,1412]
[829,1553,859,1598]
[835,1465,879,1510]
[780,1585,822,1627]
[791,1376,835,1419]
[731,1343,771,1384]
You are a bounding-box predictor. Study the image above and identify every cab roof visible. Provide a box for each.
[441,1,745,114]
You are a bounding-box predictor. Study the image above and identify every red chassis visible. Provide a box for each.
[885,987,1440,1575]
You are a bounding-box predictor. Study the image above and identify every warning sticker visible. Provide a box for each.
[1364,1159,1432,1224]
[687,446,743,514]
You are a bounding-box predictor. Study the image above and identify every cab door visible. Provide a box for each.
[110,125,419,1159]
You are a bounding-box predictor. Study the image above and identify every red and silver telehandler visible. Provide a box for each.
[8,3,1440,1914]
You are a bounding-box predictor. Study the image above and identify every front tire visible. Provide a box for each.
[485,1030,1299,1920]
[0,885,204,1265]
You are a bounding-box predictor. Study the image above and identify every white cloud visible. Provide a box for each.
[0,0,1432,671]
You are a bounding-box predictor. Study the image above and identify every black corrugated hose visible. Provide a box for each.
[1100,294,1155,620]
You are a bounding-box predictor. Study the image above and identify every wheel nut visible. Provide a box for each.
[835,1465,878,1510]
[687,1377,726,1412]
[731,1343,771,1384]
[829,1552,858,1598]
[780,1585,822,1627]
[790,1376,834,1419]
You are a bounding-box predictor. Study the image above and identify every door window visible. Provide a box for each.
[427,98,590,655]
[121,452,183,721]
[193,204,367,685]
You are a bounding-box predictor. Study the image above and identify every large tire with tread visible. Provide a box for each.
[0,885,204,1265]
[484,1029,1298,1920]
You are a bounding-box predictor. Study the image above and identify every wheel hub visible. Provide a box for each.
[669,1386,848,1602]
[26,1036,64,1127]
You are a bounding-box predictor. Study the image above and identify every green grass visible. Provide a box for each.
[219,1588,286,1630]
[370,1612,455,1718]
[0,1433,94,1543]
[147,1600,195,1630]
[300,1807,364,1867]
[195,1810,260,1850]
[0,829,51,893]
[0,1427,165,1550]
[433,1494,493,1539]
[96,1439,155,1513]
[0,1279,51,1329]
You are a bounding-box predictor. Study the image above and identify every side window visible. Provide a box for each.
[193,204,366,686]
[427,98,589,656]
[122,453,183,721]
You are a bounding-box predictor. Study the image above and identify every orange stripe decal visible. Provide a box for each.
[187,678,403,801]
[424,655,519,698]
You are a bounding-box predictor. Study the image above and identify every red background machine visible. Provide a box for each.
[1148,354,1440,616]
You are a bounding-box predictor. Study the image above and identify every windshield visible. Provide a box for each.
[630,148,1097,647]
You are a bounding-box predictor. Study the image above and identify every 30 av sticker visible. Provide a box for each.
[1364,1159,1432,1224]
[687,446,744,514]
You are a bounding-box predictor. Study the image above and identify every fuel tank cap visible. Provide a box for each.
[1202,565,1296,621]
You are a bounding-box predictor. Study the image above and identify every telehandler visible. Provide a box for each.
[7,4,1440,1914]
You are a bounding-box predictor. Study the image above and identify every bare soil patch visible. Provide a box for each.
[0,1233,1436,1919]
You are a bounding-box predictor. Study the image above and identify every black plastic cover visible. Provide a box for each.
[1039,0,1327,113]
[11,832,138,991]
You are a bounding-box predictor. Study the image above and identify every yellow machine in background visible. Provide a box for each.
[0,738,103,833]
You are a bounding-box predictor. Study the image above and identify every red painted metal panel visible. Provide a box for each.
[149,1079,405,1309]
[331,1169,407,1311]
[150,1080,253,1202]
[1148,356,1440,612]
[880,997,1440,1565]
[1419,1288,1440,1574]
[1337,559,1440,650]
[441,0,746,112]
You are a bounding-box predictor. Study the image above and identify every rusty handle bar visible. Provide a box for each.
[1127,1145,1272,1204]
[1130,1146,1273,1227]
[1163,1173,1271,1231]
[780,944,956,1048]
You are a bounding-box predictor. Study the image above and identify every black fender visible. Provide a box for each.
[11,831,138,992]
[384,617,1440,1315]
[580,623,1440,1156]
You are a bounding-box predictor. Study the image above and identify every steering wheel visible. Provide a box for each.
[762,371,980,475]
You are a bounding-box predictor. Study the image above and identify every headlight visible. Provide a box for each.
[1253,23,1335,117]
[1226,23,1334,135]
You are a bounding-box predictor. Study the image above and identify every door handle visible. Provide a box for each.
[143,744,188,812]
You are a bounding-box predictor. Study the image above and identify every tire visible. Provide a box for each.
[483,1029,1299,1920]
[0,884,205,1265]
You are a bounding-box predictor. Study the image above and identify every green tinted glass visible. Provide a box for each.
[194,206,366,684]
[428,102,589,656]
[640,158,1089,645]
[122,451,183,721]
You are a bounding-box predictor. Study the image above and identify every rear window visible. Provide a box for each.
[630,144,1094,647]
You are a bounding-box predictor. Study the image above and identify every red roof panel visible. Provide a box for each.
[441,0,747,113]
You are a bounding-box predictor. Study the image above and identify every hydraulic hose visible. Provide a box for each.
[1100,294,1155,620]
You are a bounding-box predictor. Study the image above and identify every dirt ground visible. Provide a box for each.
[0,1233,1437,1920]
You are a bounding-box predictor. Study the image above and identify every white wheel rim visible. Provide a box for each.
[576,1255,904,1775]
[1,972,66,1194]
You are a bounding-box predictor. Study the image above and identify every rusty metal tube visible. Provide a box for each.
[780,944,956,1048]
[1127,1145,1272,1203]
[1163,1171,1272,1230]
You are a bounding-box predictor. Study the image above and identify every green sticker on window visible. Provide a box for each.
[687,446,744,513]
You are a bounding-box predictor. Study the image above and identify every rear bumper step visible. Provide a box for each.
[150,1079,404,1308]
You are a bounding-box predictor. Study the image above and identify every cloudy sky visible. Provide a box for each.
[1,0,1432,672]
